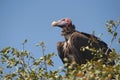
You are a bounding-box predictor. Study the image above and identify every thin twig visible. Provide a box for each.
[105,20,120,54]
[21,39,27,68]
[41,44,47,72]
[40,41,47,72]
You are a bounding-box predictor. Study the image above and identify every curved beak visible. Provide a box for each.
[51,20,67,27]
[51,21,58,27]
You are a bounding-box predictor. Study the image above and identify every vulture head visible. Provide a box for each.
[52,18,76,40]
[51,18,72,27]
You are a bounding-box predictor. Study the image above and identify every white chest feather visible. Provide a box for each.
[63,39,71,50]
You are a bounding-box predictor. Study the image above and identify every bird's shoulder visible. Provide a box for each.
[70,31,108,46]
[70,31,90,39]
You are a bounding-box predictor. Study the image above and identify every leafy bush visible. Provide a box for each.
[0,19,120,80]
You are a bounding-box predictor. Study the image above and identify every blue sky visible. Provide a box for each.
[0,0,120,70]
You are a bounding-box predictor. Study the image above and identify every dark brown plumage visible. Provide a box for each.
[52,18,114,67]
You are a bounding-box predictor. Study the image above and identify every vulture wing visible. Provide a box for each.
[81,32,108,48]
[57,41,65,63]
[68,31,111,65]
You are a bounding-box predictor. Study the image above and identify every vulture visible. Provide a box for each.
[51,18,114,67]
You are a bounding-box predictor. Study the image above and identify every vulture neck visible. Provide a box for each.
[64,34,71,41]
[61,25,76,41]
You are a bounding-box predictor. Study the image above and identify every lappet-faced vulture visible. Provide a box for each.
[52,18,114,67]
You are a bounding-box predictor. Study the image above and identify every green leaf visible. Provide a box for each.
[1,57,6,63]
[12,48,20,57]
[0,46,10,55]
[0,66,3,74]
[47,59,54,66]
[22,39,28,45]
[33,59,41,65]
[113,32,117,37]
[40,41,45,47]
[118,37,120,44]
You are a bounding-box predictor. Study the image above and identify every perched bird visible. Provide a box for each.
[52,18,114,67]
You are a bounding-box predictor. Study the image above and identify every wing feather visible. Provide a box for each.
[57,42,65,63]
[57,31,114,66]
[69,31,110,65]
